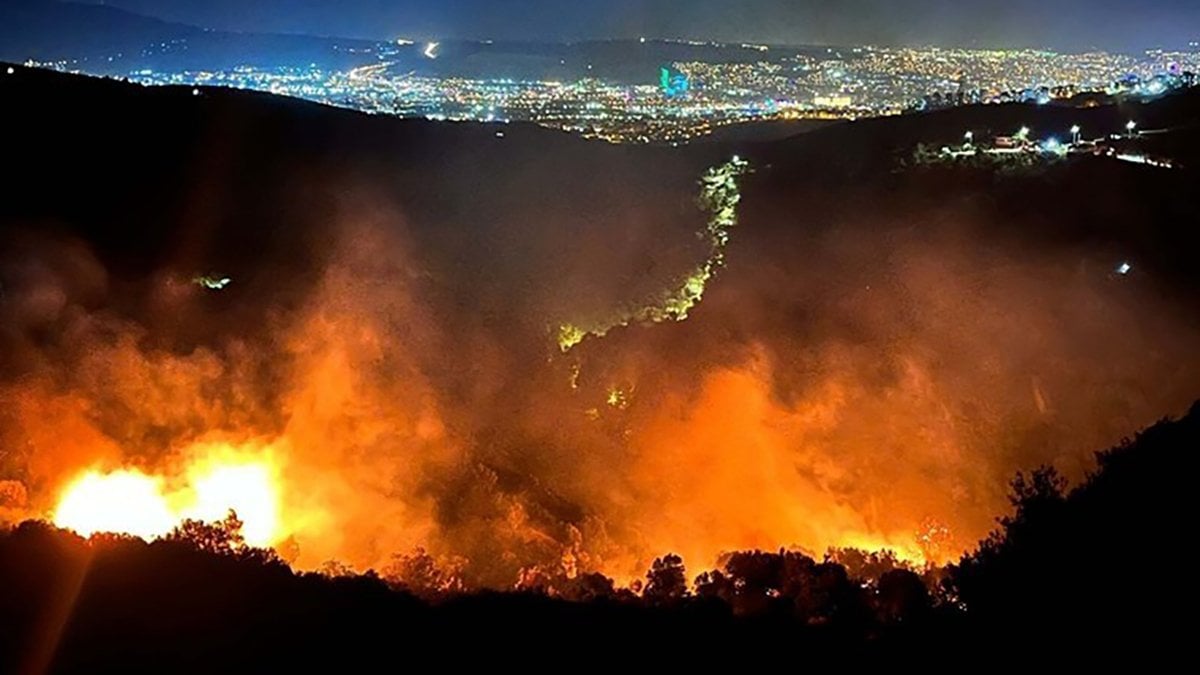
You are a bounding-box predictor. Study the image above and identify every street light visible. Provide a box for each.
[1070,125,1081,144]
[1126,120,1137,137]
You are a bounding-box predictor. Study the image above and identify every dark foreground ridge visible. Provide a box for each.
[2,403,1197,670]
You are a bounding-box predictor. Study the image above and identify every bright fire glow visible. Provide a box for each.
[182,462,279,546]
[53,446,284,547]
[53,470,176,541]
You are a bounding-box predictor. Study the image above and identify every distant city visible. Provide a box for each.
[21,38,1200,144]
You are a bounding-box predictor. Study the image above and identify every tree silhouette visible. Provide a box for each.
[875,569,931,624]
[827,547,906,588]
[643,554,688,603]
[793,561,869,627]
[947,404,1200,649]
[383,546,465,598]
[166,510,247,556]
[165,510,281,565]
[558,571,619,603]
[694,568,735,604]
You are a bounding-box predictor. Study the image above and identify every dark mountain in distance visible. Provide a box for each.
[0,0,837,82]
[378,38,838,83]
[0,0,198,62]
[701,118,842,144]
[0,0,389,73]
[85,0,1200,54]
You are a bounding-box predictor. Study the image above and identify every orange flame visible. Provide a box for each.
[52,443,287,548]
[53,469,176,541]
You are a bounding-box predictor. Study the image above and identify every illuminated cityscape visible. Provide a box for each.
[23,40,1200,144]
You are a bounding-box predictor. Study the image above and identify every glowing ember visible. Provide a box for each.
[53,448,283,547]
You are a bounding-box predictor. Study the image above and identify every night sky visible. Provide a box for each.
[76,0,1200,51]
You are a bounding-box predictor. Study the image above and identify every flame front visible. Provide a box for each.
[53,470,176,541]
[52,446,284,548]
[183,462,279,546]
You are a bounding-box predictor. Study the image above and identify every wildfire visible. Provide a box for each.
[5,174,1190,588]
[52,444,285,548]
[53,470,176,541]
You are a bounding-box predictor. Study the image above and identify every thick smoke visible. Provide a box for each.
[2,149,1198,589]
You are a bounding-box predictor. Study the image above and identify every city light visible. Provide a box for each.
[85,39,1199,145]
[1041,137,1066,155]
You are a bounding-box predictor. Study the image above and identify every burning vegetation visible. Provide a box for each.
[3,68,1200,603]
[3,403,1195,669]
[557,155,751,351]
[52,444,281,547]
[5,147,1198,591]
